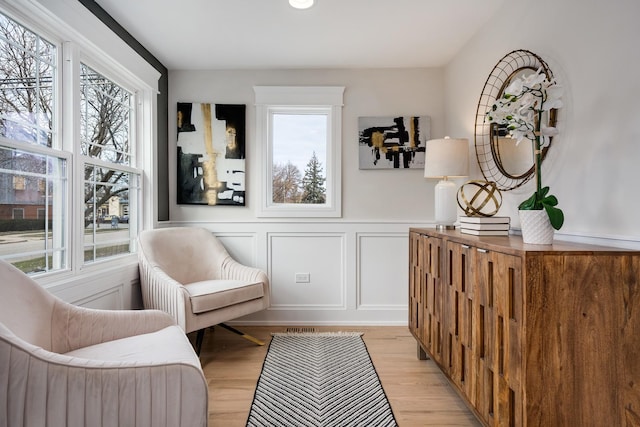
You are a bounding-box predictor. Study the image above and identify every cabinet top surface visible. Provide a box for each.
[410,228,640,255]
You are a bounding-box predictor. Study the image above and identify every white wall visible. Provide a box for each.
[169,68,446,324]
[445,0,640,247]
[170,68,446,222]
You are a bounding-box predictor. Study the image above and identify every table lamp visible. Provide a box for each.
[424,137,469,229]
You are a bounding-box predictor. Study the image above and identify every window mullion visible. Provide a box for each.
[61,41,84,271]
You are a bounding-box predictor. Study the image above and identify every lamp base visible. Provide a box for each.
[434,179,458,229]
[435,224,456,231]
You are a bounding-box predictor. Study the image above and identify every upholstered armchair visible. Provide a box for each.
[137,227,270,352]
[0,259,208,427]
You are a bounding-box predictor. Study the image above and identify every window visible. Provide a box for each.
[0,8,150,275]
[254,86,344,217]
[0,12,66,274]
[0,13,55,148]
[80,64,140,263]
[272,111,327,204]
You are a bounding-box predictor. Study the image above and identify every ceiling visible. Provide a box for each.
[94,0,504,70]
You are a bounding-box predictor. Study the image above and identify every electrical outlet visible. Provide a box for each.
[295,273,310,283]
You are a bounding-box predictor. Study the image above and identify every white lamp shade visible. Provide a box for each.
[424,138,469,178]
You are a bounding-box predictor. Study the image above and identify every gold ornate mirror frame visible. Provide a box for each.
[474,49,557,191]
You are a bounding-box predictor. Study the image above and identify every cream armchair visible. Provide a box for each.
[0,259,208,427]
[137,227,270,353]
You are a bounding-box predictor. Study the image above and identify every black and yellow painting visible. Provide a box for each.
[177,102,246,205]
[358,116,430,169]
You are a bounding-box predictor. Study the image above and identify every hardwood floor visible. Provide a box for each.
[195,326,481,427]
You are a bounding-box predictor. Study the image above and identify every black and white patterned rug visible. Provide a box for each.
[246,332,398,427]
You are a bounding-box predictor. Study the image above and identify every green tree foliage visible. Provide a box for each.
[301,151,326,204]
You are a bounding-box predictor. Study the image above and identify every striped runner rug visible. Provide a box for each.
[246,332,398,427]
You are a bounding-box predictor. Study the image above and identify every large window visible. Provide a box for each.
[0,12,66,274]
[0,9,147,274]
[80,64,140,264]
[254,86,344,217]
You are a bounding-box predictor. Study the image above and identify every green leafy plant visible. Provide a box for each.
[486,68,565,230]
[518,186,564,230]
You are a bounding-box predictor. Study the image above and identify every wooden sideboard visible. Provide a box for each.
[409,228,640,427]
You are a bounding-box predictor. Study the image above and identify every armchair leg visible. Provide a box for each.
[195,329,205,355]
[218,323,265,346]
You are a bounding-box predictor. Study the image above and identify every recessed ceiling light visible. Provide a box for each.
[289,0,314,10]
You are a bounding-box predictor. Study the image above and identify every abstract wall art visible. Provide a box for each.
[358,116,430,169]
[177,102,246,206]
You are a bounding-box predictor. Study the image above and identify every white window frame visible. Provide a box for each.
[0,2,158,279]
[254,86,344,218]
[74,56,142,268]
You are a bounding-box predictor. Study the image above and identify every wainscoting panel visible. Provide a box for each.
[44,259,140,310]
[216,232,258,268]
[74,285,124,309]
[356,233,408,310]
[189,221,424,325]
[267,233,346,310]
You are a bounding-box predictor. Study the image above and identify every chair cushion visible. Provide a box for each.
[64,325,199,367]
[184,280,265,314]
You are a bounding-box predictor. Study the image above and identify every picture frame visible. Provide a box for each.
[177,102,246,205]
[358,116,430,169]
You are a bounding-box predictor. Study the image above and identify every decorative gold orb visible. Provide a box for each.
[457,180,502,217]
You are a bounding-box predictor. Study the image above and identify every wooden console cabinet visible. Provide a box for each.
[409,228,640,427]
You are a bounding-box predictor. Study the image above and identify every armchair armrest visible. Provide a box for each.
[138,254,189,330]
[51,303,175,353]
[220,256,269,285]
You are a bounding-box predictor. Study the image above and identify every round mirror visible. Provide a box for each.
[475,50,557,191]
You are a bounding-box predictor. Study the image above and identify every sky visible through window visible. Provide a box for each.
[272,113,327,174]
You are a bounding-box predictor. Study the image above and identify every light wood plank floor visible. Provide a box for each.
[195,326,481,427]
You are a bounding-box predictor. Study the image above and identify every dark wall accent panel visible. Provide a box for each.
[77,0,169,222]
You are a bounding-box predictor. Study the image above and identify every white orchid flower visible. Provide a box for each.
[510,128,531,144]
[488,65,562,147]
[514,110,534,125]
[505,79,524,97]
[540,125,559,136]
[517,92,536,113]
[522,68,546,88]
[542,85,564,111]
[486,107,508,124]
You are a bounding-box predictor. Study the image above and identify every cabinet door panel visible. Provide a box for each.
[423,235,443,364]
[409,232,444,364]
[476,248,522,427]
[408,232,421,341]
[445,241,476,400]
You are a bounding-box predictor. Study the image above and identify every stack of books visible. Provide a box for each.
[459,216,510,236]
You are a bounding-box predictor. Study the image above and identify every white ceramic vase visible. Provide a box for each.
[519,209,554,245]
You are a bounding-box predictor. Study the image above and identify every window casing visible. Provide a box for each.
[254,86,344,218]
[0,7,150,275]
